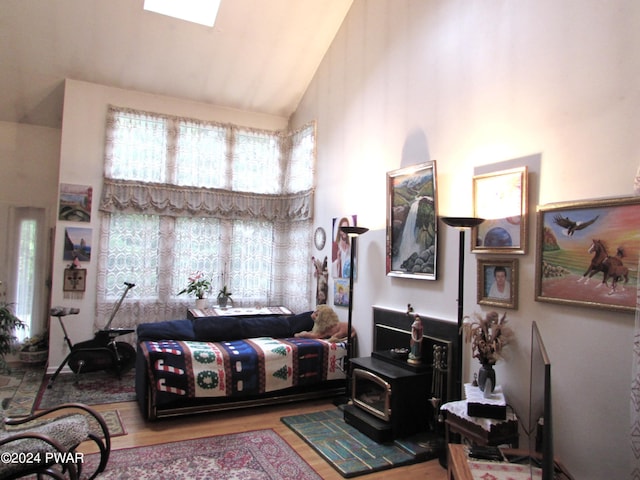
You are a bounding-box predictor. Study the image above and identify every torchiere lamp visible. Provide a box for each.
[440,216,484,401]
[340,225,369,403]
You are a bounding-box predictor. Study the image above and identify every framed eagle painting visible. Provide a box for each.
[535,195,640,313]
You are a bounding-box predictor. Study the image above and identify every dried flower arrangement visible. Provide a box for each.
[462,311,513,366]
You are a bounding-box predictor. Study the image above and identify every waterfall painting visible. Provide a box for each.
[386,161,438,280]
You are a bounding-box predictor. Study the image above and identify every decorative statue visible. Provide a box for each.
[408,314,423,364]
[311,256,328,305]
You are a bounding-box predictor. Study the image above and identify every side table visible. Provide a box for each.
[441,384,519,448]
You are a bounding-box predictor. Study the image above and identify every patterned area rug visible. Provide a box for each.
[281,408,439,478]
[35,369,136,409]
[82,429,321,479]
[5,408,127,438]
[1,365,46,416]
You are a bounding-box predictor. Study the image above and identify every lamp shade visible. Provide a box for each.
[340,226,369,237]
[441,216,484,229]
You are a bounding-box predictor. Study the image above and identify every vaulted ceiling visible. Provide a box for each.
[0,0,352,129]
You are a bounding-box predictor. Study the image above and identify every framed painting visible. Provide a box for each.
[331,215,358,279]
[63,268,86,292]
[59,183,92,222]
[63,227,92,261]
[477,258,518,309]
[333,278,349,307]
[535,196,640,313]
[472,166,528,254]
[386,161,438,280]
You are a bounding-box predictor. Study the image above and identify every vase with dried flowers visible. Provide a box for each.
[178,272,212,308]
[461,311,513,393]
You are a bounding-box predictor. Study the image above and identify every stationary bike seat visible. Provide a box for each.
[50,306,80,316]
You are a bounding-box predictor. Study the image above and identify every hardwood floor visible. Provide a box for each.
[82,399,448,479]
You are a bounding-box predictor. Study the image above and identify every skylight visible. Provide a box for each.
[143,0,221,27]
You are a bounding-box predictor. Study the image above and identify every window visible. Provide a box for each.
[97,107,315,329]
[4,207,47,343]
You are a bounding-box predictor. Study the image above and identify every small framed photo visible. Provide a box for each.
[477,258,518,309]
[472,166,528,254]
[63,268,87,292]
[333,278,350,307]
[535,195,640,313]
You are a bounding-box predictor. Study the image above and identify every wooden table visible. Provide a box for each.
[444,408,519,448]
[441,386,519,448]
[447,444,574,480]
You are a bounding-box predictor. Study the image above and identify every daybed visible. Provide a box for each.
[135,311,348,420]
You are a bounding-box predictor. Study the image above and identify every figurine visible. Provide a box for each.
[408,314,423,364]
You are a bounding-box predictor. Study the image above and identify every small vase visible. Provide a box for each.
[195,298,208,310]
[477,363,496,394]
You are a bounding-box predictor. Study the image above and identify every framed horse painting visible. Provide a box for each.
[535,195,640,313]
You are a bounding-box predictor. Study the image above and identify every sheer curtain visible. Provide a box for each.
[3,206,48,342]
[631,164,640,478]
[96,106,315,330]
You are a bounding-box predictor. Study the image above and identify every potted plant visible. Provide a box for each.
[0,300,25,374]
[19,330,49,365]
[461,311,513,393]
[178,271,212,309]
[217,285,232,308]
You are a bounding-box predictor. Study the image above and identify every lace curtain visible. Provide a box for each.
[96,106,315,330]
[631,164,640,478]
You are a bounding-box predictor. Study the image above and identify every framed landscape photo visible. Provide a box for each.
[59,183,92,222]
[477,258,518,309]
[472,166,528,254]
[386,161,438,280]
[535,196,640,313]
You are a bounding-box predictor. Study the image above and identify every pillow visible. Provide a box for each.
[287,311,314,334]
[192,315,294,341]
[136,319,196,342]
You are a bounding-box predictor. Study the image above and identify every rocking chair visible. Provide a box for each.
[0,402,111,479]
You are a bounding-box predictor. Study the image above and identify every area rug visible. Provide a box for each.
[35,369,136,409]
[82,429,321,479]
[1,365,45,416]
[281,408,435,478]
[5,409,127,439]
[0,369,27,406]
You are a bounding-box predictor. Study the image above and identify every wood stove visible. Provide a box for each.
[344,356,430,442]
[343,307,458,443]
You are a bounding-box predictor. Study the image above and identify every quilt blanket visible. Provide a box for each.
[141,337,346,399]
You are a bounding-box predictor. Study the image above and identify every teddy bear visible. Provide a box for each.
[294,305,354,342]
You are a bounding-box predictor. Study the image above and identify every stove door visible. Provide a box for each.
[351,368,392,422]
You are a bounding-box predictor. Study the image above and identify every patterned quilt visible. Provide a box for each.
[141,337,347,399]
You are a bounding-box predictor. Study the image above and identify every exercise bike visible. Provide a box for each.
[47,282,137,389]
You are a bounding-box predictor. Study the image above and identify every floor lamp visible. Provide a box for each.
[339,225,369,403]
[440,216,484,401]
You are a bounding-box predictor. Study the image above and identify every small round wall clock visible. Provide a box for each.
[314,227,326,250]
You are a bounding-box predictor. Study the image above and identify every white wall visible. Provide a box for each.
[292,1,639,479]
[0,120,61,334]
[49,79,289,370]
